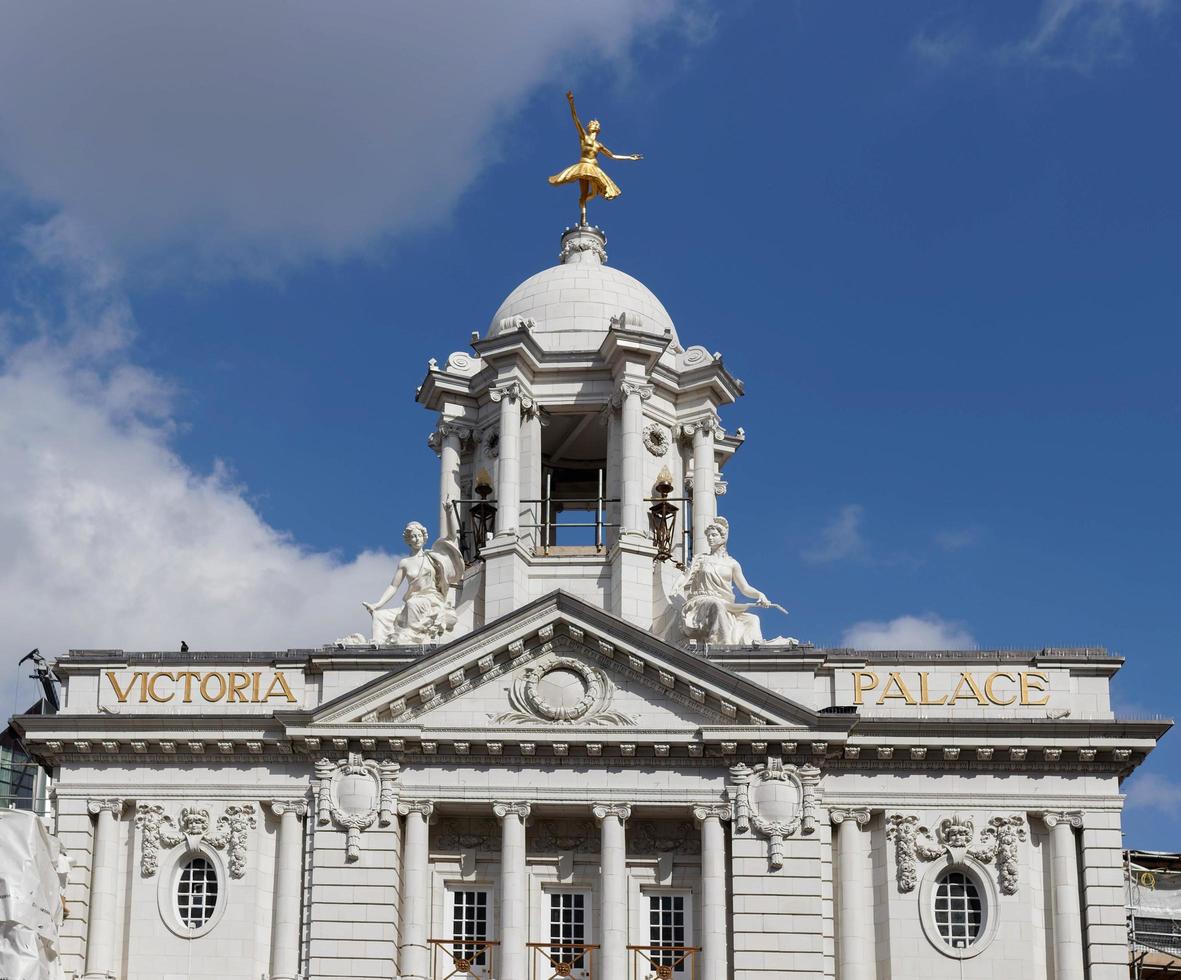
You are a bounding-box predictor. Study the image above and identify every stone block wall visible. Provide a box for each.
[729,826,825,977]
[306,818,402,980]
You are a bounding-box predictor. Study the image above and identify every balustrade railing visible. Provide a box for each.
[428,937,498,980]
[527,940,597,979]
[628,944,700,980]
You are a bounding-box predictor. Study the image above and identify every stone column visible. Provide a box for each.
[1041,811,1086,980]
[617,381,653,537]
[397,800,435,980]
[693,804,733,980]
[83,798,124,980]
[491,383,528,538]
[494,802,532,980]
[592,804,631,980]
[686,415,719,556]
[831,808,874,980]
[432,420,466,538]
[268,800,307,980]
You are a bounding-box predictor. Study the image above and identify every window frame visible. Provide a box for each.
[444,885,494,966]
[157,844,228,939]
[543,886,594,980]
[645,889,693,974]
[917,855,1000,961]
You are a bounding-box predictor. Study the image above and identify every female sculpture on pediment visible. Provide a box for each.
[674,516,780,645]
[363,521,462,645]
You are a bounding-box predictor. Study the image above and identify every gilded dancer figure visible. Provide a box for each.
[549,90,642,226]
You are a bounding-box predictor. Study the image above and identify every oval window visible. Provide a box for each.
[175,856,220,930]
[932,869,983,949]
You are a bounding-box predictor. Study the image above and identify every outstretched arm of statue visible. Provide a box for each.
[363,564,406,614]
[731,561,769,606]
[599,144,643,161]
[566,90,585,138]
[441,499,458,541]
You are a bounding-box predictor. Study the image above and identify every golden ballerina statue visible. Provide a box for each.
[549,90,643,226]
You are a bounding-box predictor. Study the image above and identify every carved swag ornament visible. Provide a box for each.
[728,759,820,871]
[135,803,257,879]
[886,814,1028,895]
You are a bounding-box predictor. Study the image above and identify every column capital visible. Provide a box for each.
[270,799,309,818]
[492,800,533,822]
[1038,810,1084,829]
[692,803,733,826]
[87,798,125,817]
[398,799,436,819]
[490,380,534,411]
[829,807,872,828]
[592,803,632,825]
[680,413,723,439]
[428,419,472,451]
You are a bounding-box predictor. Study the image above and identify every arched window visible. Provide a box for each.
[175,856,219,930]
[933,869,983,949]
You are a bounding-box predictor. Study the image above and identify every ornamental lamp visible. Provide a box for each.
[648,465,678,563]
[470,468,497,560]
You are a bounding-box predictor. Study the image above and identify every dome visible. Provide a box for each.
[488,226,680,351]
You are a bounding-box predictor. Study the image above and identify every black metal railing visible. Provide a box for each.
[450,493,691,560]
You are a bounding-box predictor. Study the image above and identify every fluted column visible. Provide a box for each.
[432,420,466,538]
[1041,811,1085,980]
[397,800,435,980]
[693,804,732,980]
[83,798,124,980]
[269,800,308,980]
[491,383,528,537]
[593,803,631,980]
[617,381,653,537]
[831,808,874,980]
[494,802,532,980]
[686,416,719,556]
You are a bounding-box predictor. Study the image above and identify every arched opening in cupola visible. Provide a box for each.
[534,410,613,553]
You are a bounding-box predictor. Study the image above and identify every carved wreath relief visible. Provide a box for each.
[135,803,257,879]
[886,814,1027,895]
[315,753,400,862]
[493,655,636,726]
[729,759,820,871]
[642,421,671,457]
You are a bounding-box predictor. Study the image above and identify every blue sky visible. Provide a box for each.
[0,1,1177,846]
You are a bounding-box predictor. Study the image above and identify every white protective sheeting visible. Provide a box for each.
[0,811,68,980]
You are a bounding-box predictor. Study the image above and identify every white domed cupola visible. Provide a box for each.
[488,226,682,353]
[417,224,746,634]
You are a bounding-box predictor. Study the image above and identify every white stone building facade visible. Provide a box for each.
[14,224,1169,980]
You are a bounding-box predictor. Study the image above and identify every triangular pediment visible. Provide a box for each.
[307,592,837,740]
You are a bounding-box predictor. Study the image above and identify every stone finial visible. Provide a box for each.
[559,225,607,266]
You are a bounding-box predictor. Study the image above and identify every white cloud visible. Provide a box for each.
[934,526,982,551]
[910,27,972,69]
[0,218,396,692]
[842,614,975,650]
[1125,772,1181,813]
[1011,0,1170,70]
[910,0,1171,73]
[801,504,865,563]
[0,2,693,273]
